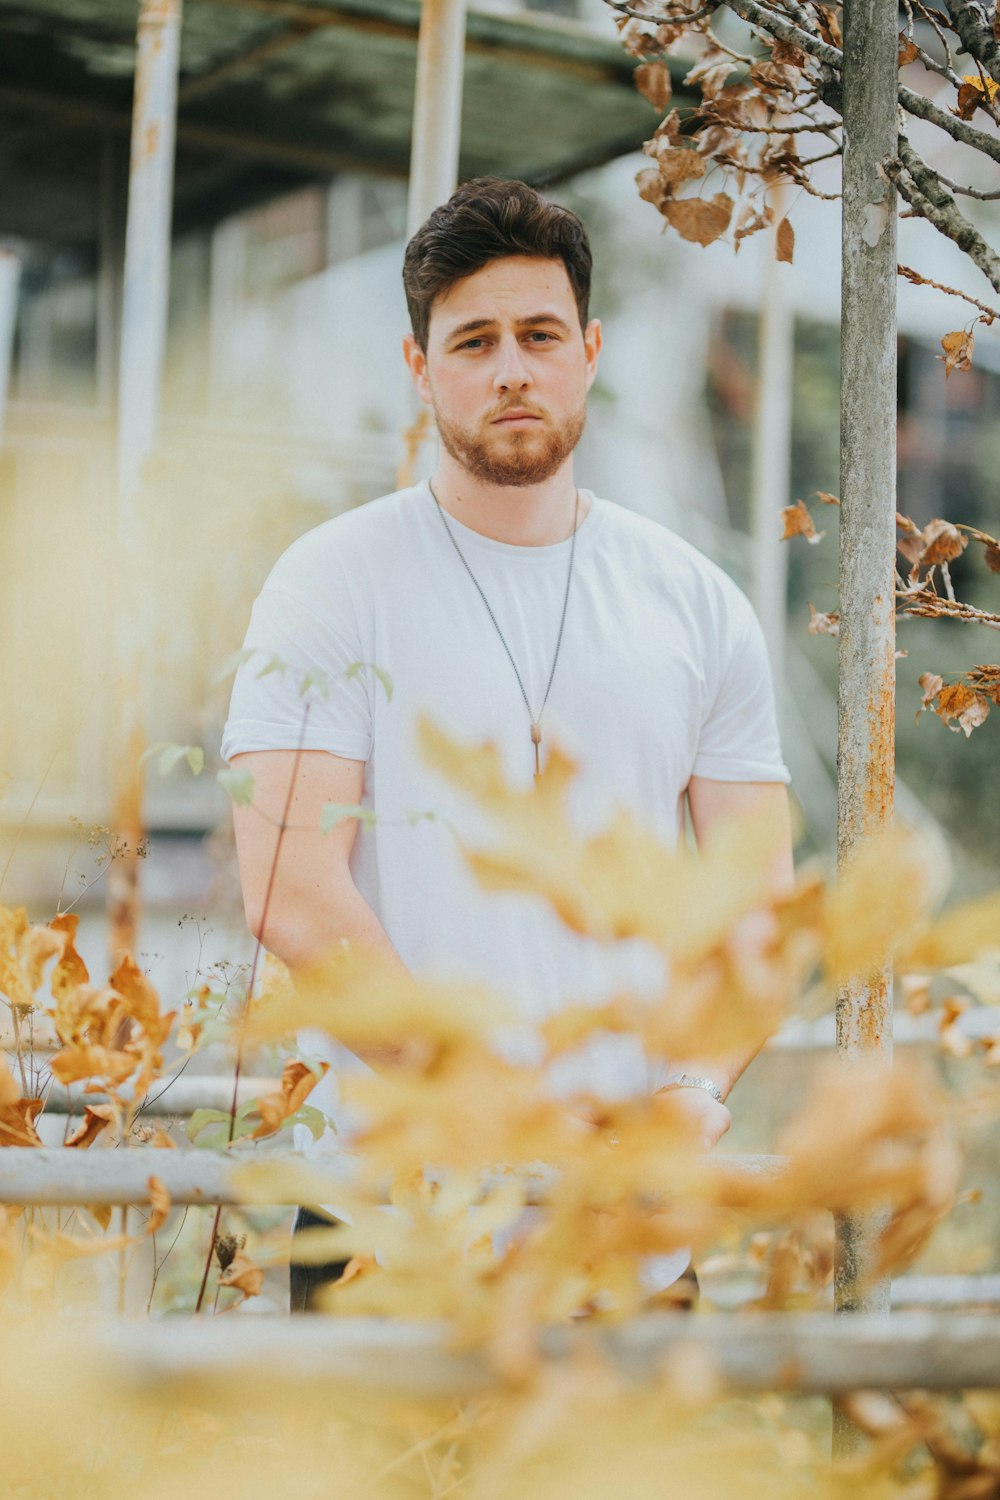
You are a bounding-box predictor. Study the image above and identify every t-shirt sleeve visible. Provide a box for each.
[219,584,373,764]
[691,590,791,784]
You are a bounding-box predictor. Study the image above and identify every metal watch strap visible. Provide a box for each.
[658,1073,725,1104]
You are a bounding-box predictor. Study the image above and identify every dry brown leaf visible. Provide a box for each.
[0,904,63,1011]
[781,500,824,544]
[249,1058,329,1139]
[64,1104,115,1149]
[900,974,932,1015]
[921,518,968,568]
[954,82,983,119]
[146,1175,171,1236]
[936,682,990,736]
[898,32,919,64]
[636,167,668,211]
[0,1095,44,1147]
[918,672,944,711]
[939,328,974,376]
[0,1052,19,1108]
[985,542,1000,573]
[733,201,772,252]
[662,192,733,246]
[634,60,673,111]
[807,604,839,637]
[816,491,840,506]
[775,217,794,263]
[218,1250,265,1299]
[645,143,705,189]
[48,913,89,998]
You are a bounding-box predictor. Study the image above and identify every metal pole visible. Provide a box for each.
[107,0,183,963]
[749,219,793,705]
[834,0,898,1438]
[96,135,125,416]
[0,248,20,448]
[406,0,467,240]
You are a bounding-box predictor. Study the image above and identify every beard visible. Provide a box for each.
[431,397,587,487]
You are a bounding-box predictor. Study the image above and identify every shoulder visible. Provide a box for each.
[264,485,421,600]
[597,499,754,627]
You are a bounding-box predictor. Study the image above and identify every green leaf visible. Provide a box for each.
[217,768,255,807]
[212,647,258,686]
[299,667,332,701]
[404,809,437,827]
[138,741,169,771]
[255,654,288,681]
[139,742,205,778]
[320,802,376,835]
[186,1107,233,1143]
[284,1104,329,1142]
[346,660,393,703]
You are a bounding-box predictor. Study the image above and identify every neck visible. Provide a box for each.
[429,456,589,546]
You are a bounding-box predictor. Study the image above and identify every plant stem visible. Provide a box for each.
[193,702,312,1313]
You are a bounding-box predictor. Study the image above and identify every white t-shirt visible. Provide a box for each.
[222,480,790,1286]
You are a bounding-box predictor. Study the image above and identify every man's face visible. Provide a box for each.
[404,255,601,487]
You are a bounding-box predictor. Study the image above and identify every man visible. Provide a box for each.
[221,177,794,1311]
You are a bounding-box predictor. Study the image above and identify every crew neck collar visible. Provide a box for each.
[417,480,605,560]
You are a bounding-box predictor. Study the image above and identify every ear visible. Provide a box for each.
[402,332,433,405]
[583,318,602,390]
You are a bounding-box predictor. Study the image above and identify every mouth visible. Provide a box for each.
[492,413,542,427]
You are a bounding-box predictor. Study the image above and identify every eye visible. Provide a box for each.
[527,331,555,342]
[458,337,487,350]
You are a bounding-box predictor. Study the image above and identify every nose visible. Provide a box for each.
[492,334,532,393]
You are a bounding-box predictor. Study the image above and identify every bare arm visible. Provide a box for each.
[662,778,795,1146]
[230,748,406,974]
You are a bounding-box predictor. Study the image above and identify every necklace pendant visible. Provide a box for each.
[530,721,541,779]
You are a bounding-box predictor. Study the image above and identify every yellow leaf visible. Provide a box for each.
[901,890,1000,971]
[249,1059,330,1139]
[823,827,933,981]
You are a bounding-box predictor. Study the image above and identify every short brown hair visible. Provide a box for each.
[402,177,592,352]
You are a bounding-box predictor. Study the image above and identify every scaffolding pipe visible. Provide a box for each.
[834,0,898,1402]
[406,0,467,238]
[0,248,20,448]
[107,0,183,963]
[104,1313,1000,1396]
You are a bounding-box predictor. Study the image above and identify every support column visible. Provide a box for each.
[107,0,183,963]
[834,0,898,1419]
[406,0,467,240]
[0,249,20,449]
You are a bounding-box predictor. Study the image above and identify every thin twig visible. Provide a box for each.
[193,700,313,1314]
[897,263,1000,320]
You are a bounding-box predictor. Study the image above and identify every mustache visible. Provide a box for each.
[491,404,545,421]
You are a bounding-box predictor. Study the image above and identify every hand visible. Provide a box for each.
[657,1086,732,1151]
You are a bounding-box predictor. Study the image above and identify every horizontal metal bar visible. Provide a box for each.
[0,1149,787,1207]
[39,1077,280,1117]
[102,1311,1000,1395]
[704,1274,1000,1312]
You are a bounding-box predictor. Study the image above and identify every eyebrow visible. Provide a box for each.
[445,312,575,343]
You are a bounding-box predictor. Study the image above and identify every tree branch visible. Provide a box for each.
[886,136,1000,294]
[607,0,1000,164]
[896,81,1000,163]
[942,0,1000,86]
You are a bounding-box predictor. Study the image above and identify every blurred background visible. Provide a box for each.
[1,0,999,1249]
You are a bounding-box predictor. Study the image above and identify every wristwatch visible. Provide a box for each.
[657,1073,725,1105]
